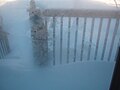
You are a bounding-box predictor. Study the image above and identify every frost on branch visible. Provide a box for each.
[28,0,48,65]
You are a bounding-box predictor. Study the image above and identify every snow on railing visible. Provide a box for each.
[43,9,120,18]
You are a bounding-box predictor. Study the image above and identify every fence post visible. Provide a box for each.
[28,0,48,65]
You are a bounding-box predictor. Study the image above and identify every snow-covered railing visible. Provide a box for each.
[42,9,120,65]
[29,0,120,66]
[42,9,120,64]
[43,9,120,18]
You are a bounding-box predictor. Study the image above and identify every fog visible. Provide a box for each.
[0,0,119,90]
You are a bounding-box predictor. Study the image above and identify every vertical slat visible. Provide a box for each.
[1,40,6,57]
[87,18,95,60]
[94,18,103,60]
[67,17,71,63]
[0,40,5,58]
[0,41,1,59]
[3,40,7,55]
[80,18,86,61]
[73,17,79,62]
[45,17,48,47]
[60,17,63,64]
[53,17,56,65]
[101,18,111,60]
[0,40,4,59]
[108,19,119,61]
[45,17,48,31]
[45,17,48,60]
[6,38,10,52]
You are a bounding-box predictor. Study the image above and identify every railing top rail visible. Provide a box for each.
[42,9,120,18]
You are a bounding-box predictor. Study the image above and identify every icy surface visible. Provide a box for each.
[0,0,119,90]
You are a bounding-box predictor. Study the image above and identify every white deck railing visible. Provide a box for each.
[30,6,120,65]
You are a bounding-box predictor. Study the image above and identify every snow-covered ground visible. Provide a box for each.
[0,0,120,90]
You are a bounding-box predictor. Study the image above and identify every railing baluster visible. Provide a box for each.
[45,18,48,42]
[0,40,4,59]
[6,38,10,52]
[3,40,7,55]
[108,19,119,61]
[53,17,56,65]
[74,17,79,62]
[0,40,5,58]
[80,18,86,61]
[45,17,48,61]
[67,17,71,63]
[94,18,103,60]
[87,18,95,60]
[0,41,1,59]
[101,18,111,60]
[2,40,6,57]
[60,17,63,64]
[45,17,48,32]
